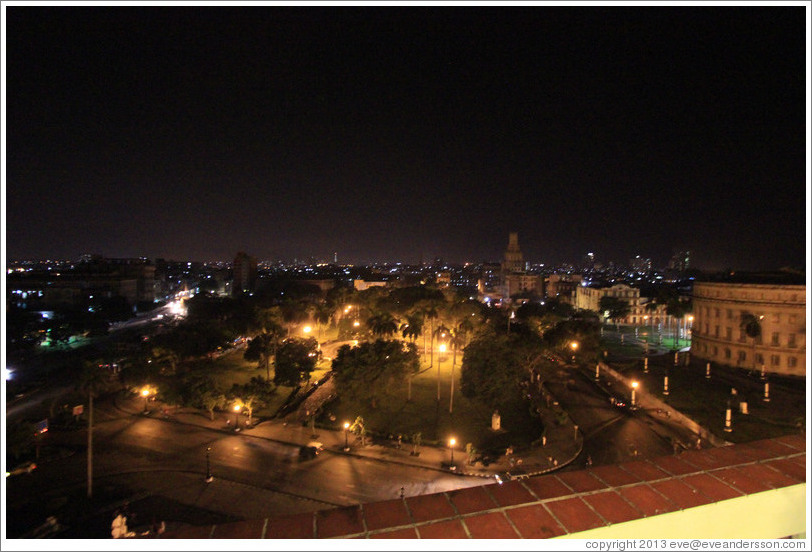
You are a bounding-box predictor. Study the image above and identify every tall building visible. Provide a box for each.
[502,232,524,273]
[499,233,542,300]
[232,251,257,296]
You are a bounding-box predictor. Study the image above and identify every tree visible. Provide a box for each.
[666,299,691,348]
[313,303,334,342]
[79,360,116,498]
[274,337,320,387]
[400,314,424,401]
[400,314,423,343]
[244,332,280,380]
[201,390,226,421]
[740,312,763,371]
[644,301,659,331]
[447,319,474,413]
[229,376,276,425]
[150,346,180,376]
[349,416,367,446]
[598,296,631,329]
[460,333,531,412]
[331,339,420,408]
[367,312,399,338]
[280,299,311,336]
[410,431,422,456]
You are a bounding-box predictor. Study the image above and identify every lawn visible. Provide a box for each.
[316,352,544,453]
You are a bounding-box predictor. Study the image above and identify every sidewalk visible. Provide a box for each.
[115,389,583,481]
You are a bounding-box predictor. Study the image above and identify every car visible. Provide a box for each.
[609,396,627,408]
[298,441,324,460]
[6,461,37,478]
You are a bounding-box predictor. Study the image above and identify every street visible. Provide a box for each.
[5,395,485,537]
[547,367,693,467]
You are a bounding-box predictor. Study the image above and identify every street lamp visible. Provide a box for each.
[448,437,456,469]
[303,325,312,335]
[570,341,579,363]
[141,388,151,414]
[343,421,350,451]
[631,381,638,408]
[233,403,241,430]
[205,446,213,483]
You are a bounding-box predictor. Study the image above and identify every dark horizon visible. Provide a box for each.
[5,6,809,271]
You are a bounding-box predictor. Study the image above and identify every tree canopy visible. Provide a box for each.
[460,332,542,412]
[273,337,320,386]
[331,339,420,408]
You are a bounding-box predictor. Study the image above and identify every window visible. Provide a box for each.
[726,309,733,320]
[788,357,797,368]
[755,353,764,365]
[789,334,796,348]
[772,313,780,324]
[712,346,718,356]
[738,351,747,363]
[724,348,731,359]
[771,355,780,366]
[726,327,732,340]
[715,325,720,338]
[739,329,747,343]
[789,314,797,324]
[771,332,779,346]
[714,308,720,318]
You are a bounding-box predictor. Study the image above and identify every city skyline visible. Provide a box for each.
[4,5,810,270]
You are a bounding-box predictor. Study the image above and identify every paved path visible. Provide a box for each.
[115,387,583,481]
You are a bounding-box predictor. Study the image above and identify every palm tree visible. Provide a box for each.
[313,303,334,343]
[367,312,398,338]
[645,301,658,333]
[244,332,279,380]
[400,314,423,344]
[400,314,424,401]
[666,299,690,349]
[448,321,472,414]
[79,360,115,498]
[740,312,763,372]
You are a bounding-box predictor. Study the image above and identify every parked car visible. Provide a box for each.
[298,441,324,460]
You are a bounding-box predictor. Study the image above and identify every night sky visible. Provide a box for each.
[4,6,809,270]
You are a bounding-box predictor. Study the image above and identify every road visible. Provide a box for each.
[547,367,691,467]
[5,396,485,537]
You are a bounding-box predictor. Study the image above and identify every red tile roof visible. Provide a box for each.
[172,434,806,539]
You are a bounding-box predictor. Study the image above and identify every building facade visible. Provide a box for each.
[232,251,257,296]
[691,282,806,377]
[575,283,673,327]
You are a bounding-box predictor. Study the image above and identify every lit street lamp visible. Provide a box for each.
[343,421,351,451]
[233,403,241,431]
[631,381,638,408]
[448,437,456,469]
[570,341,578,363]
[141,388,151,414]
